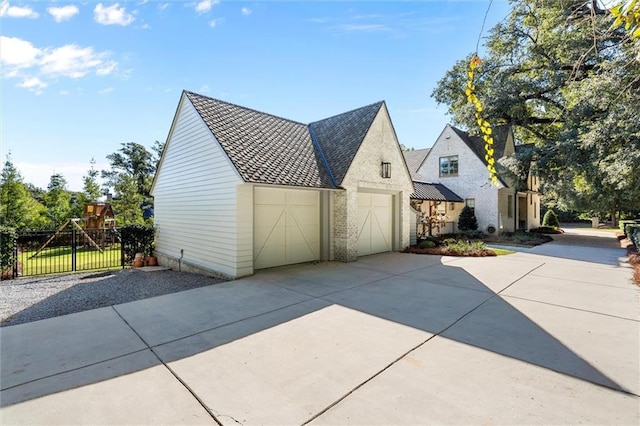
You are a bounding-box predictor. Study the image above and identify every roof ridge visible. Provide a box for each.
[184,90,307,127]
[310,100,384,125]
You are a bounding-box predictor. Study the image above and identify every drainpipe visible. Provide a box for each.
[178,249,184,272]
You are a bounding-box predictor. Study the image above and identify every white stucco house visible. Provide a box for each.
[151,91,414,278]
[404,124,540,236]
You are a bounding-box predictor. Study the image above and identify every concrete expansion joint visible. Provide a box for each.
[110,306,224,426]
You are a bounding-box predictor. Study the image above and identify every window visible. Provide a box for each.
[439,155,458,176]
[534,202,537,218]
[507,195,513,218]
[465,198,475,214]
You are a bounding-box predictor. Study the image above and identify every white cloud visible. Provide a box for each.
[195,0,218,14]
[19,76,47,94]
[332,23,390,33]
[241,6,251,15]
[0,35,119,92]
[98,87,114,95]
[47,5,79,22]
[94,3,135,26]
[39,44,117,78]
[0,0,39,18]
[208,18,222,28]
[0,36,41,68]
[158,3,169,11]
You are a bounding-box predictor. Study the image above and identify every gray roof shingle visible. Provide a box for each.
[309,102,384,185]
[410,182,463,202]
[403,148,430,180]
[186,91,333,188]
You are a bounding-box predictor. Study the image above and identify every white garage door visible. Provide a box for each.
[254,187,320,269]
[358,193,393,256]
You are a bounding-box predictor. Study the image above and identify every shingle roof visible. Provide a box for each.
[448,124,511,187]
[449,124,511,167]
[410,182,463,202]
[185,91,333,188]
[403,148,430,180]
[309,102,384,185]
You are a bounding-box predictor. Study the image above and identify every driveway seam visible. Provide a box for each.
[0,348,149,392]
[302,261,549,424]
[110,306,223,426]
[501,294,640,322]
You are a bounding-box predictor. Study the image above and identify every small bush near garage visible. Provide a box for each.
[119,225,154,264]
[405,237,496,257]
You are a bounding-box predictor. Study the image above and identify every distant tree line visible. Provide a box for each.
[0,141,164,231]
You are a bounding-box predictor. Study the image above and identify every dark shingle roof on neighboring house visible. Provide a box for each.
[403,148,430,180]
[448,124,511,187]
[185,91,333,188]
[449,124,511,167]
[309,102,384,185]
[410,182,463,202]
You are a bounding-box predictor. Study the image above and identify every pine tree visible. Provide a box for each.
[458,205,478,231]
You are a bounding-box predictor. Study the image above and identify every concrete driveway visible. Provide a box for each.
[1,231,638,425]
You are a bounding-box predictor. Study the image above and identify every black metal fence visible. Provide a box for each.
[13,228,123,278]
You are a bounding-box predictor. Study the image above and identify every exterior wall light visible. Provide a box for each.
[381,162,391,178]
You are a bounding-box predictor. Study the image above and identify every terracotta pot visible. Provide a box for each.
[133,253,144,268]
[146,256,157,266]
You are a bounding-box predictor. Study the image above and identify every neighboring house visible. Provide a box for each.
[409,124,540,235]
[151,91,414,278]
[403,149,463,241]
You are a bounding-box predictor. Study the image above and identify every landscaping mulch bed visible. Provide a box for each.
[403,246,497,257]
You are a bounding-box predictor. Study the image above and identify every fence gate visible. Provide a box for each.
[13,227,123,278]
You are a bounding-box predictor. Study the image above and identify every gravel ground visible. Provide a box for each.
[0,268,227,327]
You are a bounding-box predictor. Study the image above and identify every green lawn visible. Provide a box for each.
[19,245,123,276]
[567,227,620,234]
[491,248,517,255]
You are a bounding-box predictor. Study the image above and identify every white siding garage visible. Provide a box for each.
[254,187,320,269]
[357,193,392,256]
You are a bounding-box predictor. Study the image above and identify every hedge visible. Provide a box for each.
[627,224,640,249]
[119,224,155,263]
[0,226,17,277]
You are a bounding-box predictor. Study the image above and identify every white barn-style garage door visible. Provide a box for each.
[254,187,320,269]
[357,193,393,256]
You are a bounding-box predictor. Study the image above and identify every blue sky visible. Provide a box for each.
[1,0,511,191]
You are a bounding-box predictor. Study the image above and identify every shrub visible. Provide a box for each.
[542,209,560,229]
[628,225,640,248]
[459,230,485,239]
[419,240,436,249]
[458,206,478,231]
[0,226,17,277]
[420,235,441,246]
[119,224,155,263]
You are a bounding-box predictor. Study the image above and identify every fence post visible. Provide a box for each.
[12,236,18,279]
[71,227,77,272]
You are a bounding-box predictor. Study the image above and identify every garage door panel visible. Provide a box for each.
[254,188,320,269]
[357,193,392,256]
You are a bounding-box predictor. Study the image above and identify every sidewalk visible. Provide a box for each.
[1,241,638,425]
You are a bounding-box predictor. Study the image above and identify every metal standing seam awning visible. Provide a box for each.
[410,181,463,202]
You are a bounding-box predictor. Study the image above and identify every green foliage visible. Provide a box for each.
[419,240,437,249]
[112,175,145,226]
[458,205,478,231]
[0,225,17,273]
[102,142,161,197]
[432,1,639,220]
[627,224,640,248]
[620,220,637,235]
[119,224,154,262]
[45,173,72,227]
[442,239,487,252]
[1,156,48,230]
[542,209,560,229]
